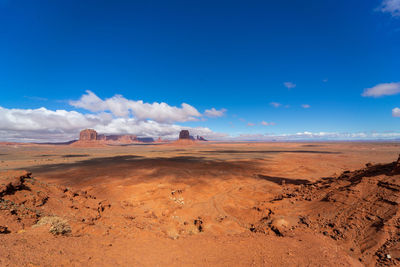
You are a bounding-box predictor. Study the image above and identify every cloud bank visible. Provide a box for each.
[0,107,225,142]
[1,105,399,142]
[229,131,400,141]
[1,91,399,142]
[70,90,202,123]
[0,106,227,142]
[0,91,230,142]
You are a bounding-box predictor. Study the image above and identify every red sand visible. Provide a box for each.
[0,142,399,266]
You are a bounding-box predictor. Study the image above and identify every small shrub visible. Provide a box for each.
[35,216,71,235]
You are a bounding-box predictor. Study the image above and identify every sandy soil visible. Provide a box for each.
[0,142,399,266]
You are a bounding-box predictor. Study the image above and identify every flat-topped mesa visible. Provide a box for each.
[179,130,190,140]
[79,129,98,141]
[75,129,143,146]
[118,135,138,143]
[106,135,138,143]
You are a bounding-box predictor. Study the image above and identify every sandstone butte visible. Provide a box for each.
[72,129,207,147]
[171,130,201,146]
[71,129,139,147]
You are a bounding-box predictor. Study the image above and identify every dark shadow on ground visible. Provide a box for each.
[257,174,310,185]
[62,154,90,158]
[22,155,265,186]
[109,143,162,146]
[201,150,339,154]
[26,155,144,172]
[301,144,323,147]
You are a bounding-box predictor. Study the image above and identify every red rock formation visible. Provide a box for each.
[179,130,190,140]
[113,135,138,143]
[196,135,207,141]
[171,130,197,145]
[74,129,142,146]
[105,135,137,143]
[73,129,145,146]
[79,129,97,141]
[97,134,106,141]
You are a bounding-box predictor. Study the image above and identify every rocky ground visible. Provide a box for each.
[0,142,399,266]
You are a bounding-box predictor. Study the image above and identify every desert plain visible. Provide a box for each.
[1,141,400,266]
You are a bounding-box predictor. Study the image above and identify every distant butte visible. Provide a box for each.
[172,130,207,145]
[79,129,98,141]
[178,130,207,142]
[179,130,190,140]
[72,129,206,147]
[71,129,153,146]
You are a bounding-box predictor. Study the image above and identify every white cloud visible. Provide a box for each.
[270,102,282,108]
[393,107,400,117]
[362,82,400,97]
[261,121,275,126]
[226,131,400,141]
[301,104,311,109]
[0,106,226,142]
[204,108,227,117]
[0,106,108,132]
[2,90,400,142]
[283,82,296,89]
[70,90,202,123]
[247,122,255,127]
[1,106,399,142]
[378,0,400,17]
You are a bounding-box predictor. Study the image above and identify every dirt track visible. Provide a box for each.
[0,142,399,266]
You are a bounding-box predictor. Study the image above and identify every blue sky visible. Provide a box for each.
[1,0,400,141]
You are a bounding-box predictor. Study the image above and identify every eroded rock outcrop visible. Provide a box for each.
[248,154,400,265]
[0,171,107,235]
